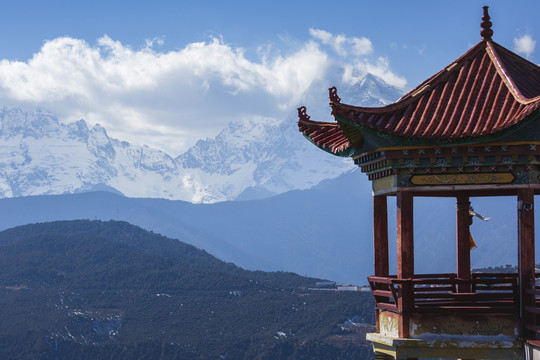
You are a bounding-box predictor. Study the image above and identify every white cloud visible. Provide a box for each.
[0,31,405,155]
[350,37,373,56]
[0,36,330,155]
[308,28,405,89]
[309,28,373,56]
[390,42,408,50]
[513,34,536,58]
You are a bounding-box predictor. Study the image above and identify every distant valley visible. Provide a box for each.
[0,170,536,285]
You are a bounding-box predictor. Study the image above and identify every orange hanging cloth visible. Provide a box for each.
[469,233,477,250]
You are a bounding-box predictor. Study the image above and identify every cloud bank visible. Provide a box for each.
[513,34,536,58]
[0,31,405,155]
[309,29,373,56]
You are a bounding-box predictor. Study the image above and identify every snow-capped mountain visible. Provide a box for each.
[177,115,353,201]
[342,73,404,107]
[0,74,404,202]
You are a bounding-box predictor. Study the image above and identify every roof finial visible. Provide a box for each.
[297,106,311,122]
[329,86,341,104]
[480,6,493,41]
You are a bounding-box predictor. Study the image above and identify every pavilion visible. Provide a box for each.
[298,7,539,360]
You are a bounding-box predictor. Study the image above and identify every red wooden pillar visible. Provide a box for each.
[518,188,535,338]
[397,190,414,338]
[456,194,471,292]
[373,195,389,277]
[397,190,414,278]
[373,195,389,334]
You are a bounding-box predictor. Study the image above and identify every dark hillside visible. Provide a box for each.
[0,220,374,359]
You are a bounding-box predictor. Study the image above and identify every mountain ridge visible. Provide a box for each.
[0,73,404,203]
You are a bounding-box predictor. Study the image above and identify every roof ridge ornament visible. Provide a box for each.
[329,86,341,104]
[297,106,311,122]
[480,6,493,41]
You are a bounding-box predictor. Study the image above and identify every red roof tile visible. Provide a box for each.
[332,40,540,140]
[299,39,540,154]
[297,106,350,154]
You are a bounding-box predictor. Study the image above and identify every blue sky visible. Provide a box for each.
[0,0,537,155]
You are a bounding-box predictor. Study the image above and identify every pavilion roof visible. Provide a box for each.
[298,8,540,155]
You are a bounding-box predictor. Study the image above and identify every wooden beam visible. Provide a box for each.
[518,188,535,338]
[456,194,471,292]
[373,184,540,197]
[373,195,389,277]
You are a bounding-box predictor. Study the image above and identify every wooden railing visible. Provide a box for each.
[524,276,540,334]
[368,273,519,315]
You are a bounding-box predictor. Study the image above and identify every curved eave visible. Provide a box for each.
[297,118,356,157]
[330,39,540,141]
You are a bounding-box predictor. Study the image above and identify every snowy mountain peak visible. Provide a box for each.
[342,73,402,107]
[67,119,90,141]
[178,116,282,175]
[0,107,60,139]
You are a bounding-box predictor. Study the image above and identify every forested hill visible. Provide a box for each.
[0,220,375,359]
